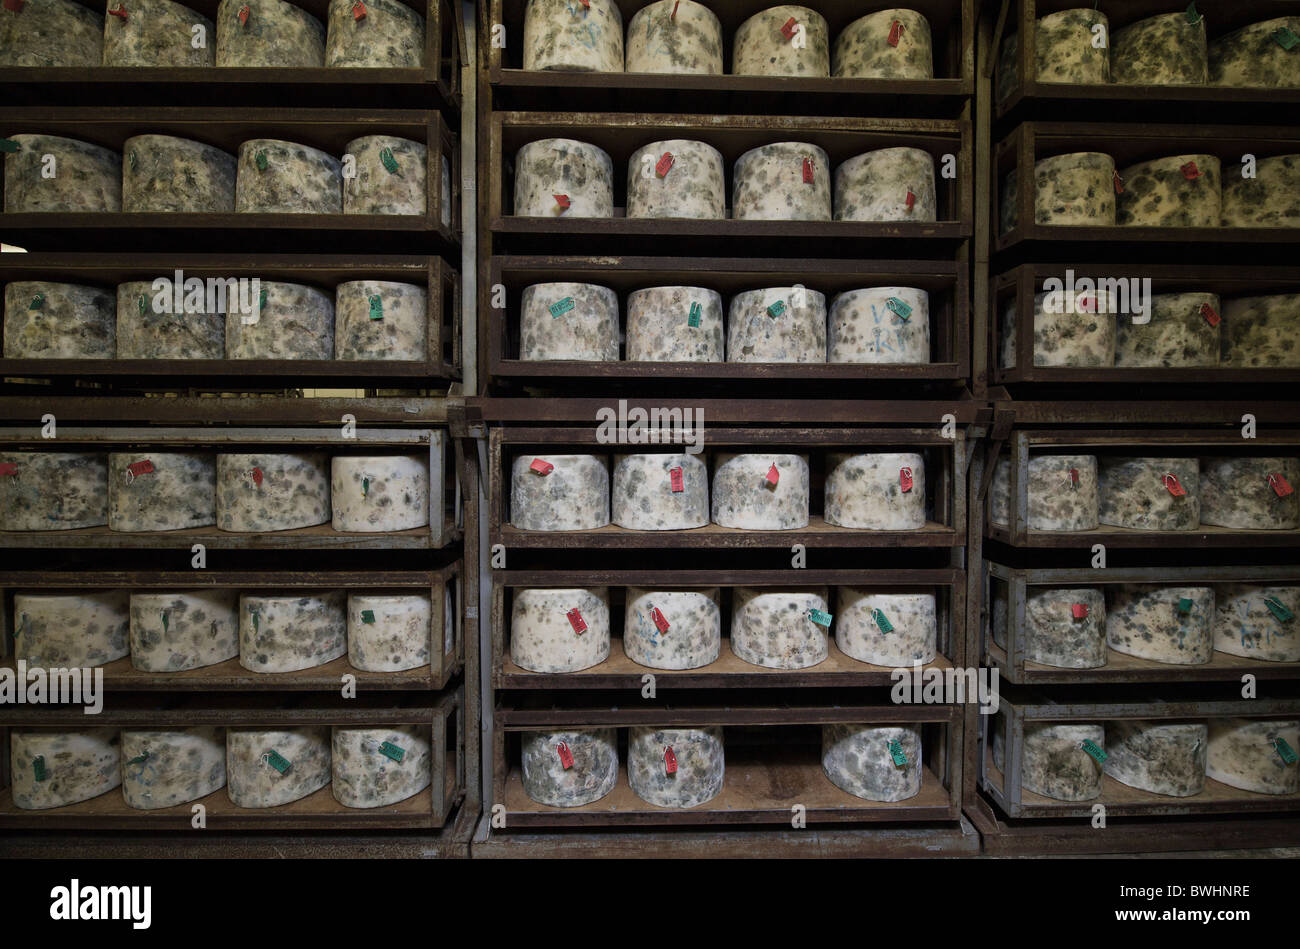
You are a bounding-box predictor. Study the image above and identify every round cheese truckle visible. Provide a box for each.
[726,287,826,363]
[1199,457,1300,530]
[225,280,334,359]
[1033,152,1116,226]
[215,0,326,67]
[1207,719,1300,794]
[121,727,226,809]
[519,282,619,361]
[108,452,216,531]
[330,455,428,532]
[1222,155,1300,228]
[1111,11,1207,86]
[334,279,426,361]
[730,586,829,669]
[989,454,1099,531]
[627,139,725,220]
[331,725,431,807]
[711,453,809,530]
[122,135,236,213]
[1098,457,1200,531]
[733,142,831,221]
[347,592,433,672]
[0,451,108,531]
[733,5,829,77]
[1022,587,1107,669]
[1220,294,1300,368]
[1117,155,1221,227]
[0,0,103,67]
[1027,289,1116,367]
[1103,721,1207,797]
[1210,18,1300,89]
[325,0,423,67]
[822,723,922,802]
[1214,584,1300,663]
[510,453,609,531]
[625,286,724,362]
[1032,9,1110,84]
[835,588,936,667]
[827,287,930,364]
[628,726,724,808]
[625,0,722,75]
[343,134,425,216]
[226,726,331,807]
[216,452,330,532]
[129,590,239,672]
[10,729,120,810]
[1106,584,1214,664]
[1021,722,1104,801]
[235,139,342,213]
[833,9,932,80]
[3,134,121,212]
[101,0,215,66]
[513,139,613,218]
[612,452,707,530]
[623,588,721,670]
[824,452,926,530]
[3,281,115,359]
[13,592,129,667]
[835,147,937,223]
[238,590,346,672]
[510,587,610,673]
[1114,292,1220,368]
[522,0,622,72]
[520,728,618,807]
[116,280,224,359]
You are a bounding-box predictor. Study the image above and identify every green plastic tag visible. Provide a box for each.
[1265,597,1295,623]
[368,294,383,320]
[362,476,370,497]
[888,739,907,766]
[1185,1,1200,25]
[767,300,786,318]
[15,613,27,637]
[885,296,912,321]
[806,608,832,627]
[259,287,268,309]
[1274,738,1298,764]
[1080,739,1107,763]
[28,294,43,310]
[265,750,291,774]
[161,610,169,633]
[1275,27,1300,50]
[379,741,405,763]
[379,147,399,173]
[255,150,268,172]
[129,149,138,171]
[127,752,150,766]
[252,609,260,633]
[1177,597,1194,614]
[549,296,575,318]
[872,608,894,633]
[32,756,46,782]
[137,295,147,316]
[0,139,20,153]
[361,609,376,624]
[687,301,702,327]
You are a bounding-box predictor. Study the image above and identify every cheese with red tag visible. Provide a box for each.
[238,591,346,673]
[3,281,116,359]
[822,723,922,802]
[733,5,828,76]
[514,138,613,217]
[1107,584,1214,664]
[732,142,831,221]
[520,281,618,361]
[989,454,1099,532]
[332,725,431,808]
[347,592,435,672]
[836,588,935,667]
[510,453,609,531]
[217,452,330,532]
[1012,289,1117,368]
[216,0,325,66]
[325,0,423,67]
[1020,587,1107,669]
[612,452,708,530]
[835,147,936,222]
[628,727,724,807]
[627,138,724,220]
[122,727,226,810]
[711,453,809,530]
[521,729,618,807]
[727,287,826,363]
[828,286,930,365]
[0,451,108,531]
[625,286,724,362]
[626,0,722,75]
[1115,292,1220,368]
[833,9,933,79]
[1207,718,1300,794]
[1111,11,1207,86]
[824,452,927,530]
[102,0,215,65]
[3,134,121,212]
[10,730,120,810]
[0,0,102,66]
[236,139,342,214]
[731,586,829,669]
[1117,154,1221,227]
[510,587,610,673]
[331,455,429,532]
[13,592,129,668]
[109,451,216,531]
[129,590,239,672]
[1098,457,1201,531]
[226,727,331,807]
[1199,457,1300,530]
[624,588,720,670]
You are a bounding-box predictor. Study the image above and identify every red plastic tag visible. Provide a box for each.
[127,459,154,478]
[1270,473,1294,498]
[1071,603,1089,620]
[1181,161,1201,180]
[557,742,574,769]
[651,606,670,632]
[567,609,587,635]
[905,189,916,211]
[0,462,17,476]
[664,746,678,774]
[1163,473,1187,497]
[1200,302,1221,327]
[554,193,570,211]
[237,4,248,24]
[352,1,366,20]
[900,467,914,493]
[529,458,554,475]
[578,0,590,7]
[251,466,264,487]
[802,156,815,183]
[669,466,684,493]
[671,0,679,17]
[1069,467,1080,487]
[1076,296,1097,314]
[766,463,780,486]
[656,152,674,178]
[3,0,24,12]
[1113,171,1123,194]
[781,16,797,39]
[888,19,903,46]
[108,3,127,17]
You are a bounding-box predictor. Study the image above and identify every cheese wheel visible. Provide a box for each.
[822,723,922,802]
[3,281,115,359]
[1117,155,1221,227]
[1199,457,1300,530]
[513,139,613,217]
[0,451,108,531]
[1032,9,1110,84]
[730,586,829,669]
[0,0,103,66]
[711,453,809,530]
[726,287,826,363]
[835,588,935,667]
[1020,722,1104,801]
[10,729,120,810]
[732,5,829,77]
[1106,584,1214,664]
[626,139,725,220]
[1103,721,1207,797]
[325,0,423,67]
[989,454,1099,531]
[612,452,707,530]
[519,282,618,361]
[827,287,929,364]
[1098,457,1200,531]
[625,0,722,75]
[1206,719,1300,794]
[1210,17,1300,89]
[1022,587,1107,669]
[224,280,334,359]
[238,590,346,672]
[333,279,426,361]
[108,452,216,531]
[623,588,720,670]
[122,135,236,213]
[1213,584,1300,663]
[347,592,434,672]
[520,728,618,807]
[331,725,431,807]
[235,139,342,214]
[1221,155,1300,228]
[330,455,428,532]
[1111,12,1207,86]
[509,587,610,674]
[115,279,225,359]
[1033,152,1116,226]
[1026,289,1116,367]
[733,142,831,221]
[129,590,240,672]
[833,9,932,80]
[1220,293,1300,368]
[510,453,609,531]
[834,147,936,223]
[3,134,121,212]
[215,0,326,67]
[343,135,425,216]
[824,452,926,530]
[13,591,129,667]
[627,726,723,808]
[121,727,226,809]
[521,0,622,72]
[1114,292,1219,368]
[625,286,724,362]
[101,0,215,66]
[226,726,330,807]
[216,452,330,531]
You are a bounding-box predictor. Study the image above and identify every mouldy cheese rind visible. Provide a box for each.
[108,451,217,531]
[1097,456,1200,531]
[509,453,610,531]
[822,723,922,802]
[3,134,122,212]
[1103,720,1207,797]
[625,0,722,75]
[1027,289,1116,367]
[730,586,829,669]
[238,590,347,673]
[330,455,429,533]
[347,592,434,672]
[710,452,809,530]
[732,5,829,77]
[1022,587,1107,669]
[522,0,623,72]
[216,451,331,532]
[343,135,426,216]
[834,147,937,223]
[216,0,326,67]
[226,726,331,807]
[625,286,724,362]
[611,452,708,530]
[325,0,424,68]
[835,587,936,667]
[726,287,826,363]
[1020,722,1104,801]
[0,0,103,67]
[627,726,724,808]
[3,281,116,359]
[334,279,427,361]
[235,139,342,214]
[121,727,226,809]
[827,286,930,365]
[0,451,109,531]
[732,142,831,221]
[1206,718,1299,795]
[13,591,129,668]
[1114,292,1220,368]
[1033,9,1110,85]
[101,0,216,66]
[623,588,721,670]
[115,279,225,359]
[1220,294,1300,368]
[1221,155,1300,228]
[1198,456,1300,530]
[519,282,619,361]
[1116,154,1221,228]
[224,280,334,360]
[1105,584,1214,665]
[10,729,121,810]
[1110,12,1207,86]
[520,728,618,807]
[331,725,432,808]
[121,135,237,213]
[989,454,1099,531]
[1209,17,1300,89]
[513,138,613,218]
[1213,584,1300,663]
[129,589,240,672]
[1033,152,1115,226]
[626,139,725,220]
[509,587,610,674]
[833,9,933,80]
[823,451,926,530]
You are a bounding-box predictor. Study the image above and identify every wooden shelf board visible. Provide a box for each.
[496,518,958,550]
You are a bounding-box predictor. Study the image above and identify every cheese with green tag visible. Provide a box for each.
[121,727,226,809]
[348,592,435,672]
[331,726,431,808]
[226,727,330,807]
[10,730,120,810]
[822,723,921,801]
[129,590,239,672]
